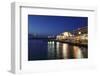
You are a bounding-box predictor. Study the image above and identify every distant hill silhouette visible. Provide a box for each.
[28,34,56,39]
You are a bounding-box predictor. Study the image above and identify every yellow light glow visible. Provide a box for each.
[63,32,68,36]
[78,32,81,35]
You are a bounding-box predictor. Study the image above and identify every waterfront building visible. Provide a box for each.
[56,32,72,40]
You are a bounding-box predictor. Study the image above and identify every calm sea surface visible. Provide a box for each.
[28,39,88,61]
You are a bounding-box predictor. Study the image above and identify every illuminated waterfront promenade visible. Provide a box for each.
[55,26,88,46]
[48,39,87,47]
[29,26,88,47]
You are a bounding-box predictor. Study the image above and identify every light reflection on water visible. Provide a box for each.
[73,46,83,58]
[48,41,87,59]
[62,43,68,59]
[28,40,88,60]
[48,41,55,59]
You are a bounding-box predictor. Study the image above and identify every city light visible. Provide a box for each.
[78,31,81,35]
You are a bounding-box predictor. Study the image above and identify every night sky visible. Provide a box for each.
[28,15,88,36]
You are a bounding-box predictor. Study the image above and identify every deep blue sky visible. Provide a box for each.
[28,15,88,36]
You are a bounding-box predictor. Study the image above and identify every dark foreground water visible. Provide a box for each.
[28,39,88,61]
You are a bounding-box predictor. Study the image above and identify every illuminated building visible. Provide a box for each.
[56,32,72,40]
